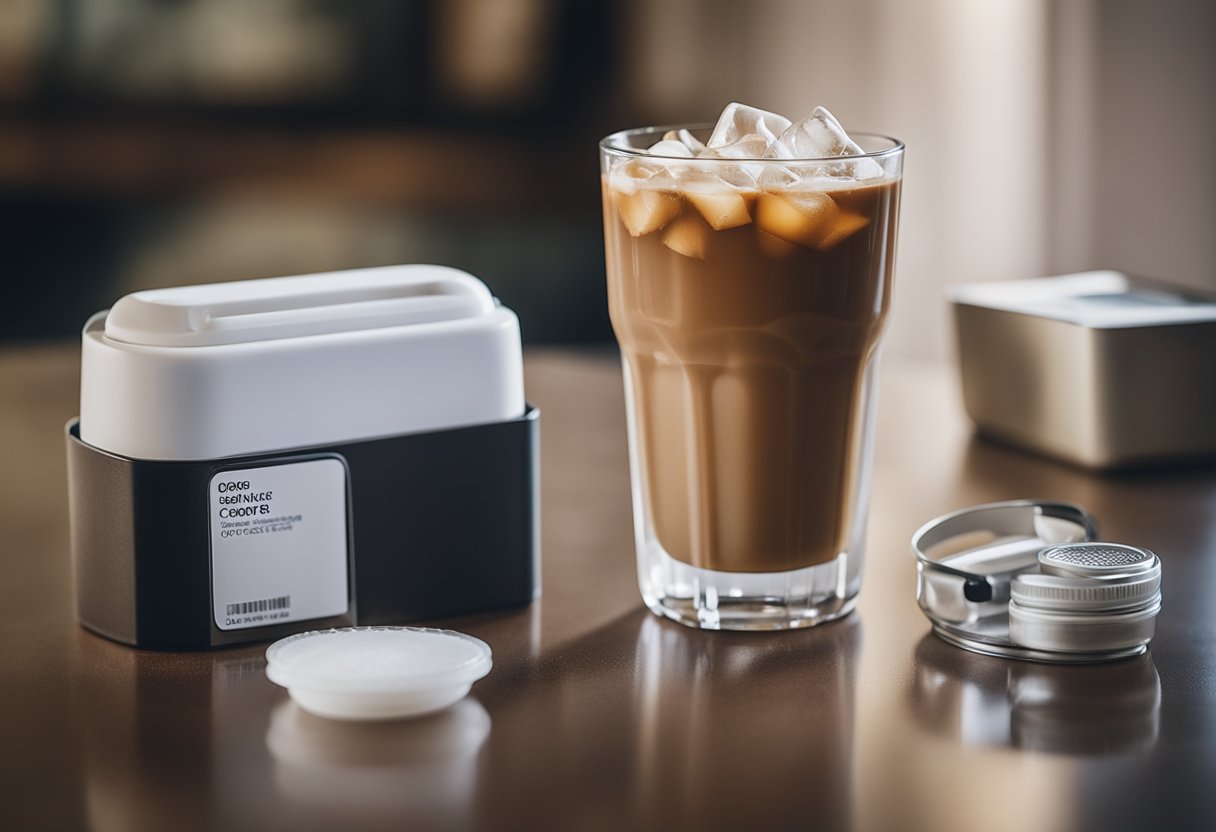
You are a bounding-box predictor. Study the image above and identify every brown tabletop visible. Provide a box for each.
[2,345,1214,832]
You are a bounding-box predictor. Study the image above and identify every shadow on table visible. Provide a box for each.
[960,429,1216,511]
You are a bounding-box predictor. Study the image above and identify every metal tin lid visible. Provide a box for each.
[1039,542,1156,577]
[946,271,1216,329]
[912,499,1096,620]
[1012,544,1161,613]
[912,500,1160,664]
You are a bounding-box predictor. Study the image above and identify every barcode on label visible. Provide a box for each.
[226,595,291,616]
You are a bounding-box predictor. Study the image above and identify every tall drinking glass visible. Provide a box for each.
[600,125,903,630]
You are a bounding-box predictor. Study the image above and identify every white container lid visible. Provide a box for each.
[265,627,493,721]
[80,264,526,460]
[105,266,496,347]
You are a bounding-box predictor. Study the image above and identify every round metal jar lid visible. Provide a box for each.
[1039,542,1157,578]
[911,500,1161,664]
[1012,544,1161,613]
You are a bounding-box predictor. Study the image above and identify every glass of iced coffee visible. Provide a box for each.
[600,104,903,630]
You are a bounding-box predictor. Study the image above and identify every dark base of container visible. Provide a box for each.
[66,408,540,650]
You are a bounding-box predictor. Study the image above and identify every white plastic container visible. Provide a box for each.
[67,265,539,650]
[81,264,525,461]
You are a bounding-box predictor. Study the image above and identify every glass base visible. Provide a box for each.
[638,542,861,631]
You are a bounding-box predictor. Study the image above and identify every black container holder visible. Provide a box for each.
[66,407,539,650]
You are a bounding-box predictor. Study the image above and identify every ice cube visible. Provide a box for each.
[662,129,707,155]
[754,191,840,249]
[606,157,652,195]
[768,106,884,180]
[677,129,707,155]
[700,133,770,160]
[756,163,800,192]
[757,229,800,259]
[769,106,860,158]
[697,133,771,188]
[755,191,871,252]
[607,145,687,196]
[647,139,694,157]
[619,139,695,183]
[681,176,753,230]
[661,212,710,259]
[615,185,683,237]
[815,211,870,251]
[707,103,791,150]
[853,158,884,180]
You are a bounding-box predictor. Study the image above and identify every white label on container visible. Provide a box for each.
[210,458,349,631]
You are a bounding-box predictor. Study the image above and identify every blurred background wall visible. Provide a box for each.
[1,0,1213,360]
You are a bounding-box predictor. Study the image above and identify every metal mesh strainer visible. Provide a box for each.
[1040,543,1155,576]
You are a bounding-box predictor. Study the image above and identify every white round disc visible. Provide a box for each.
[265,627,492,721]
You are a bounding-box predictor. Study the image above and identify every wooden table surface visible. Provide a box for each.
[2,345,1215,832]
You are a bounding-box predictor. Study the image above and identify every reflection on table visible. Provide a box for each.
[910,635,1160,756]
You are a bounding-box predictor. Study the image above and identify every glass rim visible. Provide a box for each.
[599,122,904,164]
